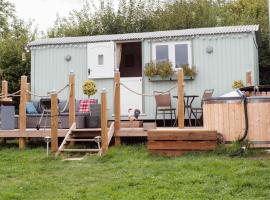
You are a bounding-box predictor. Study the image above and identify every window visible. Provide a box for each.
[152,41,191,68]
[98,54,104,65]
[175,44,188,68]
[155,45,169,62]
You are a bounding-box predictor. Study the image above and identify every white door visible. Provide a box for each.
[87,41,115,79]
[120,77,142,116]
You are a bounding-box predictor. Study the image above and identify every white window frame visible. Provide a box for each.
[152,41,192,68]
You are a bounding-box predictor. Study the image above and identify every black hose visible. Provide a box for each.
[238,94,249,142]
[229,90,249,157]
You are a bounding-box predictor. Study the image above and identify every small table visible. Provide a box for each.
[173,95,199,126]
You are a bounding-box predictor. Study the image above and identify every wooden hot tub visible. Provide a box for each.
[203,95,270,148]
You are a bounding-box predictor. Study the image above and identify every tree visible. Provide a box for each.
[0,0,14,36]
[0,0,36,94]
[48,0,270,84]
[47,0,159,37]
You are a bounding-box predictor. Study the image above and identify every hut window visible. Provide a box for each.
[156,45,169,62]
[98,54,104,65]
[152,41,192,68]
[175,44,188,68]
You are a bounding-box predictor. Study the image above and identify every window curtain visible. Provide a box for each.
[116,43,122,70]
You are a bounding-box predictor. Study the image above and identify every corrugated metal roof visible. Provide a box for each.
[28,25,259,47]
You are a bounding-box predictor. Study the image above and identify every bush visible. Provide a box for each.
[82,80,97,98]
[182,64,198,77]
[156,61,174,79]
[144,61,157,78]
[144,60,174,79]
[232,80,244,89]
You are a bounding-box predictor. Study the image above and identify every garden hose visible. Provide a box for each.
[229,90,249,157]
[237,89,249,142]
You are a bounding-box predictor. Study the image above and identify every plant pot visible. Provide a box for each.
[85,115,100,128]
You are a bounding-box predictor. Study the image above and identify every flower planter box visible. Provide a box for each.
[148,75,195,82]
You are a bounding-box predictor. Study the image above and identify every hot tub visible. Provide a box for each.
[203,94,270,148]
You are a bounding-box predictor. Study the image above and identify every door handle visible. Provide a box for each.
[88,68,92,76]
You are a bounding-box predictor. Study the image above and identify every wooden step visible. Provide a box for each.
[71,128,101,137]
[72,128,101,132]
[147,128,218,157]
[148,129,217,141]
[65,138,96,142]
[118,128,147,137]
[60,149,100,152]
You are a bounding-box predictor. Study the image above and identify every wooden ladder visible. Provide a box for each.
[56,122,114,156]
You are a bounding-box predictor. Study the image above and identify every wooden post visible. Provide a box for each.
[246,71,252,86]
[69,71,76,128]
[26,83,31,102]
[114,71,121,145]
[19,76,27,149]
[178,69,184,128]
[2,80,8,100]
[101,89,108,154]
[51,90,58,153]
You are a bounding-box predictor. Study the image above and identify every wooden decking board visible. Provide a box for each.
[71,132,101,137]
[148,127,213,133]
[147,128,218,157]
[72,128,102,132]
[118,128,147,137]
[148,131,217,141]
[0,129,68,138]
[149,150,188,157]
[148,141,217,150]
[65,139,96,142]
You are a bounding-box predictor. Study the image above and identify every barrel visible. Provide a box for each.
[203,96,270,147]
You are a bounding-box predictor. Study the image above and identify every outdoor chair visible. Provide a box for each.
[36,97,61,130]
[192,89,214,126]
[154,91,176,127]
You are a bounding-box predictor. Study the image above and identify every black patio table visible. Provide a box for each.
[173,95,199,126]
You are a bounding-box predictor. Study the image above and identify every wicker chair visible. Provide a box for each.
[192,89,214,126]
[154,91,176,127]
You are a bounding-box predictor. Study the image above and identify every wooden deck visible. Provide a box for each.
[114,127,216,138]
[0,129,100,138]
[0,129,67,138]
[147,128,218,156]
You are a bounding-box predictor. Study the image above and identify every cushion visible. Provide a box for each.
[59,100,69,113]
[31,100,43,113]
[90,104,101,116]
[75,99,80,112]
[79,99,98,113]
[26,102,38,114]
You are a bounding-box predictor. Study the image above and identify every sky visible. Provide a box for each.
[9,0,104,32]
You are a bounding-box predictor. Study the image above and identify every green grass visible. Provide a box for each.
[1,145,270,200]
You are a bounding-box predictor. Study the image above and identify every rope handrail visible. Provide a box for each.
[47,83,70,95]
[0,90,21,98]
[26,90,49,98]
[59,99,69,113]
[119,82,177,97]
[26,83,70,98]
[8,90,21,97]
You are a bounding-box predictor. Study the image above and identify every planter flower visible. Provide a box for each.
[182,64,198,78]
[144,61,197,81]
[232,80,244,89]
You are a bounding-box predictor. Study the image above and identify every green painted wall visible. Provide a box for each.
[31,32,258,120]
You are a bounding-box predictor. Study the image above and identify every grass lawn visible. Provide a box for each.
[1,145,270,200]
